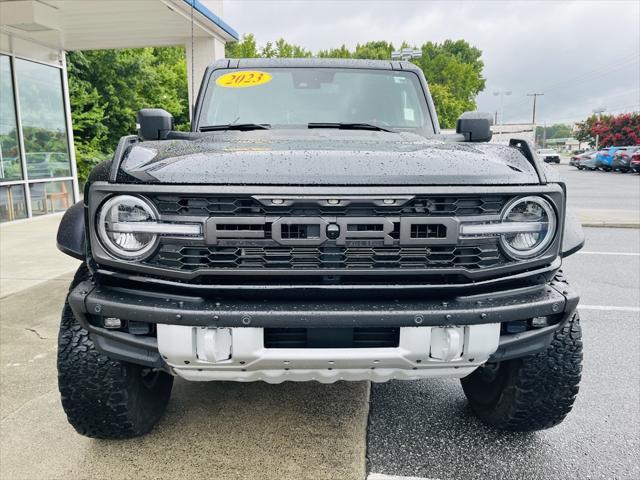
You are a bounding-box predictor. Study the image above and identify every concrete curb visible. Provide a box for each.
[581,222,640,229]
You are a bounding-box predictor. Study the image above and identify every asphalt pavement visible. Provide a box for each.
[552,162,640,227]
[367,227,640,480]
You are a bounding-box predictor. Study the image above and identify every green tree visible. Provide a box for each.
[535,123,573,144]
[317,44,351,58]
[66,51,109,181]
[274,38,312,58]
[225,34,259,58]
[428,84,468,129]
[574,115,603,147]
[415,40,486,127]
[67,46,189,182]
[226,35,311,58]
[353,41,395,60]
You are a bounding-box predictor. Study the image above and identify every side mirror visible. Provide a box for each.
[136,109,174,141]
[456,111,493,142]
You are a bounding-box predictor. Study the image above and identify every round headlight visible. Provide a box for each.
[97,195,158,259]
[500,196,556,258]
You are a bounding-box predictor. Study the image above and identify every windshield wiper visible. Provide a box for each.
[308,122,396,133]
[199,123,271,132]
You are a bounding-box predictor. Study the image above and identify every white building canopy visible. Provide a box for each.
[0,0,238,50]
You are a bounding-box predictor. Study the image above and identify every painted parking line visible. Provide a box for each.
[368,474,441,480]
[580,305,640,313]
[577,251,640,256]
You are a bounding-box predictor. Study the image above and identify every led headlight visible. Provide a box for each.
[500,196,556,258]
[97,195,159,259]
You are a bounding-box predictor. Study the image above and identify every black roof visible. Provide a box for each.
[211,57,421,71]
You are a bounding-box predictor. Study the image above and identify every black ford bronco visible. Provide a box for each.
[56,58,584,439]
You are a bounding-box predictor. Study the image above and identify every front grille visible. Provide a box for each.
[137,193,518,276]
[152,194,507,217]
[264,327,400,348]
[147,243,504,271]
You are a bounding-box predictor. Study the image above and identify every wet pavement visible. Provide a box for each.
[367,227,640,480]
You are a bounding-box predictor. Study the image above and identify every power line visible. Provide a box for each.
[498,53,640,115]
[502,53,638,108]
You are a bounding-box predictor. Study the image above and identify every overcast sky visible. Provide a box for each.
[224,0,640,125]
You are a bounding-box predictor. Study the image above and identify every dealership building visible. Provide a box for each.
[0,0,237,223]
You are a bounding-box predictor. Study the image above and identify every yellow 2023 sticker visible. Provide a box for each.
[216,71,272,88]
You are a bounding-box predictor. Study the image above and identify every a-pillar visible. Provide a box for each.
[185,36,225,119]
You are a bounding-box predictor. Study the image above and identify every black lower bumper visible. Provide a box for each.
[67,277,579,369]
[69,278,578,329]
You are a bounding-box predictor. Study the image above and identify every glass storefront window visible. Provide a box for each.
[15,59,71,180]
[29,180,73,217]
[0,184,27,222]
[0,55,22,182]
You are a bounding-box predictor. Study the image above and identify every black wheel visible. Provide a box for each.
[461,311,582,432]
[58,265,174,439]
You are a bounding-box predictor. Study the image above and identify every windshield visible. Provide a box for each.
[539,149,556,154]
[198,68,434,135]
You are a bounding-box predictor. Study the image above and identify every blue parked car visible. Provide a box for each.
[596,146,625,171]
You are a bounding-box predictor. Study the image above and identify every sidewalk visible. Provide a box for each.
[0,213,80,298]
[0,213,368,480]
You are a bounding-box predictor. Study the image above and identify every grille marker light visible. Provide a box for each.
[459,222,545,235]
[108,222,202,235]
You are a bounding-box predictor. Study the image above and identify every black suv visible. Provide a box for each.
[56,59,585,439]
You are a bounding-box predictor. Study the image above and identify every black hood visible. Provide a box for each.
[118,130,540,185]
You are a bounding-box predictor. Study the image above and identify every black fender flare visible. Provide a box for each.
[561,208,585,257]
[57,202,86,260]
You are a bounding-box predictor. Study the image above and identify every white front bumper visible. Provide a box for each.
[157,324,501,383]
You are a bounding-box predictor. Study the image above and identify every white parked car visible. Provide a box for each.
[536,148,561,163]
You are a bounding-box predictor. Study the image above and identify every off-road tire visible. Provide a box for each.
[461,311,582,432]
[58,265,174,439]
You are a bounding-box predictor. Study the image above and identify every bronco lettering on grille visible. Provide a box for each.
[205,216,459,246]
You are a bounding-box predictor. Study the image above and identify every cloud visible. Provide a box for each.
[224,0,640,124]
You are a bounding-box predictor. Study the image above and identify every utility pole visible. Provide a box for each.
[543,121,547,149]
[593,107,606,150]
[493,90,512,125]
[527,93,544,125]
